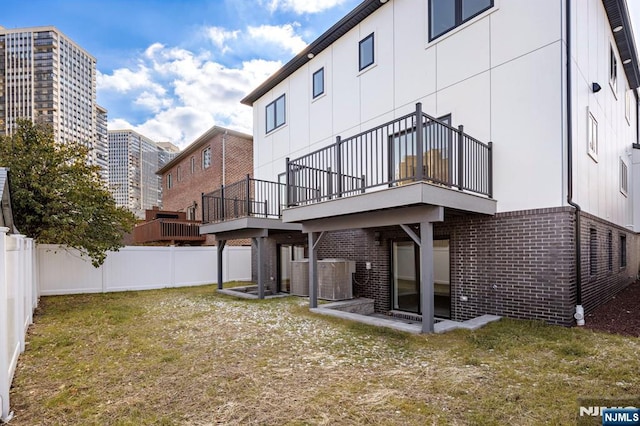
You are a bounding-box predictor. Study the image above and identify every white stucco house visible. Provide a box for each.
[202,0,640,333]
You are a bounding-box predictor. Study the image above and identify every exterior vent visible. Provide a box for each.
[318,259,355,301]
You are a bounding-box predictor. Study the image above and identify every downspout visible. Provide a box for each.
[566,0,584,326]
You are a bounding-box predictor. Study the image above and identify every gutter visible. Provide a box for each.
[566,0,585,325]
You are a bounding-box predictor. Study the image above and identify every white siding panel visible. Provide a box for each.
[394,0,436,107]
[436,18,490,90]
[490,0,561,67]
[491,43,564,212]
[332,32,361,135]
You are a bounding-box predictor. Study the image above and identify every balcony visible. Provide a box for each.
[133,218,205,245]
[282,103,496,225]
[200,175,300,238]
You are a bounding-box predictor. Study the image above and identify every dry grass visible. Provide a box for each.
[8,284,640,425]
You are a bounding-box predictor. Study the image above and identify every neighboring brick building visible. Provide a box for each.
[157,126,252,245]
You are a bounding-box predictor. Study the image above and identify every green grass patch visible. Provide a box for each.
[8,284,640,425]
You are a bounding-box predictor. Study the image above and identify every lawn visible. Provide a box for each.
[9,284,640,425]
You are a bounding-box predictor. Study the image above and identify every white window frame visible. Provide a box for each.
[620,157,628,196]
[625,88,632,124]
[587,110,598,162]
[610,45,618,96]
[202,147,212,169]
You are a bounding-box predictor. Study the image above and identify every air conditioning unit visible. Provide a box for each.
[318,259,355,301]
[290,259,309,296]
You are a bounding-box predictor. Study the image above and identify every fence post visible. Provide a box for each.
[220,184,225,221]
[200,192,205,223]
[488,141,493,198]
[415,103,424,181]
[335,136,342,198]
[0,227,11,422]
[14,235,25,353]
[327,167,333,200]
[457,125,464,191]
[246,174,251,216]
[285,157,292,207]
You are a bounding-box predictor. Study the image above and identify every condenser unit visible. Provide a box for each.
[318,259,355,301]
[290,259,309,296]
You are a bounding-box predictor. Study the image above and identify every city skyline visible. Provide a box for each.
[1,0,362,148]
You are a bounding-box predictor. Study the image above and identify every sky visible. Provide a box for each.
[2,0,640,149]
[1,0,362,148]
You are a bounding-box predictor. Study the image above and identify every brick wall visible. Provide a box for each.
[160,130,253,246]
[579,211,639,313]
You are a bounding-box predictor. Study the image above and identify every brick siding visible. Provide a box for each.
[161,130,252,246]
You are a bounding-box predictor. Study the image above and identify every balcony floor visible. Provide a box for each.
[282,181,496,230]
[200,217,301,240]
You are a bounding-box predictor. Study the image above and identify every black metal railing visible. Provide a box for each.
[202,175,286,223]
[286,103,492,206]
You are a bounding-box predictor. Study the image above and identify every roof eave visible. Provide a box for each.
[603,0,640,89]
[241,0,386,106]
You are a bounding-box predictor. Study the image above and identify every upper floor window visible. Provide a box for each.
[202,147,211,169]
[625,88,632,123]
[429,0,493,41]
[190,156,195,174]
[177,165,182,182]
[313,68,325,98]
[610,45,618,93]
[266,94,286,133]
[359,33,374,71]
[167,173,173,189]
[587,110,598,161]
[620,158,628,196]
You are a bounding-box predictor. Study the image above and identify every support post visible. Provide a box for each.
[285,157,292,207]
[200,192,205,222]
[327,167,333,200]
[308,231,326,309]
[220,184,226,221]
[457,125,464,191]
[256,237,265,299]
[415,103,424,181]
[217,240,226,290]
[420,221,435,333]
[308,232,318,308]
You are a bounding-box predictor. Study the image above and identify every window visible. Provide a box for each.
[589,228,597,276]
[429,0,493,41]
[202,147,211,169]
[607,231,613,272]
[588,111,598,161]
[167,173,173,189]
[610,45,618,93]
[359,33,374,71]
[187,205,196,221]
[266,94,286,133]
[312,68,324,98]
[177,166,182,182]
[190,156,195,174]
[620,158,628,195]
[620,234,627,268]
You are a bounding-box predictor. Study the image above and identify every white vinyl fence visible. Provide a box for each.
[1,243,250,421]
[1,229,38,423]
[37,244,251,295]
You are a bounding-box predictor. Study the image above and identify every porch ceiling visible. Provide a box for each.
[281,182,496,228]
[199,217,302,240]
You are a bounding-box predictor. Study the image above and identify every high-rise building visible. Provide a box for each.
[95,105,108,183]
[0,25,107,178]
[108,130,178,218]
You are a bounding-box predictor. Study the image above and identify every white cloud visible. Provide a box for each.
[207,26,240,54]
[100,43,281,148]
[265,0,348,14]
[247,23,307,55]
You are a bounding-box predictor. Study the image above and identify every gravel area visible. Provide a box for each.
[585,281,640,337]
